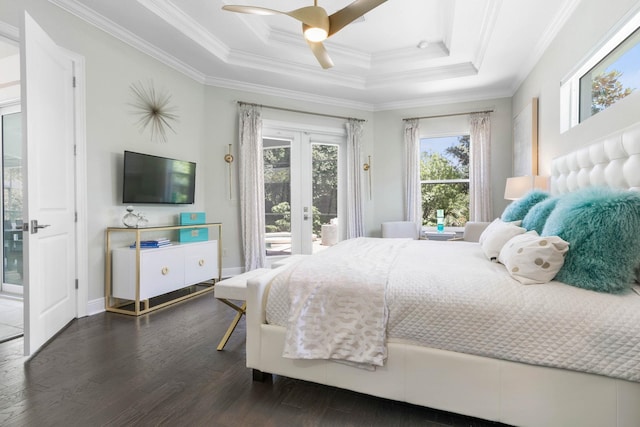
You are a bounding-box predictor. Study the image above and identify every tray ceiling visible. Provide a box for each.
[51,0,581,109]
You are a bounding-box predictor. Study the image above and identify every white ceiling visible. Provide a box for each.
[51,0,581,110]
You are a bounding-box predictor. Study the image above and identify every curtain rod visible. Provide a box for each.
[237,101,365,122]
[403,109,494,121]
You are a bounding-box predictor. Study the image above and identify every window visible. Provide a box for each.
[579,27,640,122]
[561,9,640,131]
[420,135,470,227]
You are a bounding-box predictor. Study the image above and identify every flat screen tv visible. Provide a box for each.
[122,151,196,204]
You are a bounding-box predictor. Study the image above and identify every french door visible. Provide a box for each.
[263,122,346,257]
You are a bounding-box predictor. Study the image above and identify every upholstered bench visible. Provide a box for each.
[270,254,310,269]
[214,268,270,350]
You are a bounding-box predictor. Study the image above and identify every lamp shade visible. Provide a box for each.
[504,176,549,200]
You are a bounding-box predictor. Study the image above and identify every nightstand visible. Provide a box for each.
[423,231,458,241]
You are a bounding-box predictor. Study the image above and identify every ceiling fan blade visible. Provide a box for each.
[306,39,334,69]
[222,5,283,16]
[328,0,387,37]
[287,6,329,30]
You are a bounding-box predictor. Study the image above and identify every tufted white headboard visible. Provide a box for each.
[551,122,640,194]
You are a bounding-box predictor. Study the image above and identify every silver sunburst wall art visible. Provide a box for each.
[129,80,179,143]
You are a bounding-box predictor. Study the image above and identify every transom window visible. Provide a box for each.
[561,9,640,131]
[579,26,640,122]
[420,135,470,227]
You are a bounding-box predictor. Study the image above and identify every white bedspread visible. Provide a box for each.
[267,239,640,382]
[281,237,409,368]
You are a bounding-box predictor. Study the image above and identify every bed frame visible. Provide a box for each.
[245,122,640,427]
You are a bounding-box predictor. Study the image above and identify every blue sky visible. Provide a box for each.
[420,136,462,164]
[605,39,640,91]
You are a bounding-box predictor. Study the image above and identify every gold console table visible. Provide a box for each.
[105,223,222,316]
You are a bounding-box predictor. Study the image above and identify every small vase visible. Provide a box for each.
[122,206,139,228]
[137,213,148,228]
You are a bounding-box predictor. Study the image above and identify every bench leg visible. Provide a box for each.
[216,300,246,351]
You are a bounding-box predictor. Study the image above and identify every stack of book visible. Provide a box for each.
[129,238,172,249]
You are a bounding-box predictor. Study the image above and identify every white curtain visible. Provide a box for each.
[469,112,492,222]
[346,119,365,238]
[403,119,421,224]
[238,104,266,270]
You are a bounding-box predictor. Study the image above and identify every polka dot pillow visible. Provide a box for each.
[498,231,569,285]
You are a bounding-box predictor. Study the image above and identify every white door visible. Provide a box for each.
[21,13,77,355]
[263,122,345,257]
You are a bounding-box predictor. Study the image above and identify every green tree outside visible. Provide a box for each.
[264,143,338,236]
[421,136,469,227]
[591,70,634,114]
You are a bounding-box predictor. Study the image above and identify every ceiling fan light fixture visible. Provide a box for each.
[304,27,328,42]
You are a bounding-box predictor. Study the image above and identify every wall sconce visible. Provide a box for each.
[504,175,549,200]
[363,155,371,200]
[224,144,234,200]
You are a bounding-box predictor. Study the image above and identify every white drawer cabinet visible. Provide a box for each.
[105,223,222,316]
[183,242,218,285]
[111,240,218,301]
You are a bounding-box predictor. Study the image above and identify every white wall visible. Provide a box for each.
[201,86,375,274]
[1,0,513,305]
[513,0,640,174]
[370,98,513,235]
[1,0,207,301]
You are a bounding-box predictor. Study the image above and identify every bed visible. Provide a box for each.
[245,122,640,427]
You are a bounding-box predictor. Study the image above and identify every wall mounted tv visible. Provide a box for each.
[122,150,196,204]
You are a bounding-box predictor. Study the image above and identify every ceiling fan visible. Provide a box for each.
[222,0,388,69]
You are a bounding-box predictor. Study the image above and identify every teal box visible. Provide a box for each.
[180,212,206,225]
[179,227,208,242]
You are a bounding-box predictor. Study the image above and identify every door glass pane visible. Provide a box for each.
[2,112,23,286]
[312,143,338,253]
[264,138,291,256]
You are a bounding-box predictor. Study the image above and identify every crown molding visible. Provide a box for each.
[373,87,513,112]
[47,0,520,113]
[368,62,477,88]
[268,28,372,69]
[49,0,208,83]
[510,0,582,93]
[204,75,375,111]
[473,0,502,70]
[220,0,271,44]
[137,0,230,61]
[227,50,367,89]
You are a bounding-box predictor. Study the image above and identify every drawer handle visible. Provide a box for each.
[199,259,205,266]
[161,267,169,275]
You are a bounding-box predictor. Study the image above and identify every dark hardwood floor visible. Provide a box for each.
[0,293,504,426]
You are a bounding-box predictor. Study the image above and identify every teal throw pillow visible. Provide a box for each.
[522,197,558,234]
[501,190,550,222]
[542,187,640,293]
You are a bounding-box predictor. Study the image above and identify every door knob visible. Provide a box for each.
[30,220,51,234]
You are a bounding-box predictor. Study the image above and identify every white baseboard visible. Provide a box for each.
[87,298,105,316]
[88,268,244,316]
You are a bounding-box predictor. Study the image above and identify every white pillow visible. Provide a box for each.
[479,219,526,261]
[498,231,569,285]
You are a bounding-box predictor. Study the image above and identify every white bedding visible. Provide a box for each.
[281,238,409,368]
[266,238,640,382]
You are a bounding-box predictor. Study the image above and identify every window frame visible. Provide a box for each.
[560,7,640,132]
[419,133,471,231]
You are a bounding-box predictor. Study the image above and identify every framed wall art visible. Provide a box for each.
[512,97,538,176]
